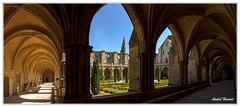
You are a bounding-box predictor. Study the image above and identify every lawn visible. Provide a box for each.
[91,79,169,96]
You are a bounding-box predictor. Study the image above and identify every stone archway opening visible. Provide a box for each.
[4,75,10,97]
[89,4,139,95]
[163,67,169,79]
[154,67,160,78]
[123,68,127,78]
[222,65,234,80]
[104,68,111,80]
[42,69,54,83]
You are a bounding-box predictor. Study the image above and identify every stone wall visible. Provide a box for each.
[188,50,197,83]
[168,40,179,85]
[4,45,15,96]
[42,70,54,82]
[129,29,140,91]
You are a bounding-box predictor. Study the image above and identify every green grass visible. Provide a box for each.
[154,79,169,88]
[92,79,169,96]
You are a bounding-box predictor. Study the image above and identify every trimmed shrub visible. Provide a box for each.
[117,69,120,82]
[114,69,117,82]
[125,68,128,83]
[91,57,100,95]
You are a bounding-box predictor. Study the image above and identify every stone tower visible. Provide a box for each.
[120,37,126,54]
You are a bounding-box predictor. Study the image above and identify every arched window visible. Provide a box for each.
[165,57,168,63]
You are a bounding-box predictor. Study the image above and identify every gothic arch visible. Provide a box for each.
[42,69,54,83]
[104,68,111,80]
[163,67,169,79]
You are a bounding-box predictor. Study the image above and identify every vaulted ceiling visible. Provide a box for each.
[4,4,236,76]
[4,4,62,75]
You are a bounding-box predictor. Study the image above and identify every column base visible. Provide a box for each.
[142,86,155,100]
[63,94,92,103]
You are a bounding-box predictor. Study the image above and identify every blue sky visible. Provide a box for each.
[90,4,172,54]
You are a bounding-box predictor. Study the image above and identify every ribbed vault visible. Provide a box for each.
[4,4,62,81]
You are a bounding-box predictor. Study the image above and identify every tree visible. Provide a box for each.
[117,69,120,82]
[91,56,100,95]
[125,68,128,83]
[114,69,117,82]
[157,67,160,82]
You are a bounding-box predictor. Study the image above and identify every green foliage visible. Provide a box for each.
[114,69,117,82]
[154,79,169,88]
[91,57,100,95]
[157,67,160,82]
[100,75,105,80]
[117,69,120,82]
[125,68,128,83]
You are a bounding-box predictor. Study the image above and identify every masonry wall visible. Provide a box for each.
[4,45,14,96]
[168,39,179,85]
[188,50,197,83]
[42,70,54,82]
[129,29,140,91]
[202,66,207,81]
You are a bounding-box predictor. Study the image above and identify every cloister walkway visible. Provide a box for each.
[173,80,236,103]
[4,82,54,104]
[3,80,236,104]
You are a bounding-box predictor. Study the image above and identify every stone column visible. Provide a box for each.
[178,61,188,86]
[102,67,105,77]
[111,63,114,79]
[139,52,155,99]
[63,44,93,103]
[120,64,123,79]
[58,61,65,97]
[101,63,104,77]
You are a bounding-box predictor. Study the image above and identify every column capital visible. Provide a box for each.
[65,44,93,53]
[138,52,156,58]
[178,60,188,64]
[59,60,66,65]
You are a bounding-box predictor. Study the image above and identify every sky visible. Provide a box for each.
[89,4,172,54]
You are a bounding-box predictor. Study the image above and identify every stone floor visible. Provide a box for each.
[4,82,54,104]
[173,80,236,103]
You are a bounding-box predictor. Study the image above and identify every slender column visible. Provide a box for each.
[63,44,93,103]
[111,63,114,79]
[59,62,64,89]
[139,52,155,99]
[120,64,123,79]
[58,60,65,97]
[102,67,105,77]
[178,61,188,86]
